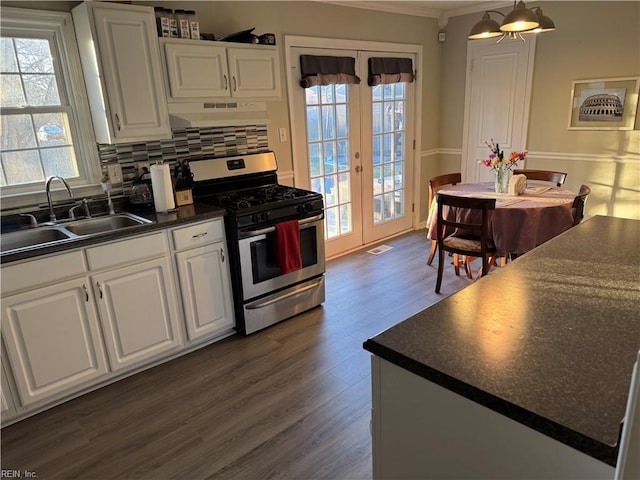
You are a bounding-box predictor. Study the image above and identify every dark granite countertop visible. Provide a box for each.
[1,202,226,264]
[364,215,640,466]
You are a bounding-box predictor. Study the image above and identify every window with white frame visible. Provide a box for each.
[0,8,99,202]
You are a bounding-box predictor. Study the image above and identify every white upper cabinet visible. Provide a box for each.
[163,42,229,99]
[161,38,281,102]
[226,47,281,99]
[72,2,171,144]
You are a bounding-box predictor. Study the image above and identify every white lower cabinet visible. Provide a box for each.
[92,257,182,371]
[176,243,234,340]
[2,361,19,423]
[172,219,235,342]
[1,277,109,406]
[0,218,231,424]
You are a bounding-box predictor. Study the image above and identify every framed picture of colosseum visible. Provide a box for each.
[568,77,639,130]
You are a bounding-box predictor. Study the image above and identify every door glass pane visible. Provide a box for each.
[372,82,407,225]
[305,83,352,240]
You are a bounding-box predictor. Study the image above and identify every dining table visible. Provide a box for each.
[426,182,576,257]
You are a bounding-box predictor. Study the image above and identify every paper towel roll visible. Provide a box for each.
[508,174,528,196]
[150,164,175,212]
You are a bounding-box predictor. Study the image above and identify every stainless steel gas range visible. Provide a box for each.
[190,151,325,335]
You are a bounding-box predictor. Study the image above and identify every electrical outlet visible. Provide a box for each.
[279,127,287,142]
[107,164,123,184]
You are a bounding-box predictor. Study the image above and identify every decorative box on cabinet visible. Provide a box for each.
[171,219,235,342]
[72,1,171,143]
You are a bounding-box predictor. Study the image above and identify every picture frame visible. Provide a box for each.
[568,76,639,130]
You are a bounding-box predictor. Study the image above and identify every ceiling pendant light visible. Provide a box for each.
[468,12,502,39]
[500,0,539,33]
[531,7,556,33]
[468,2,555,42]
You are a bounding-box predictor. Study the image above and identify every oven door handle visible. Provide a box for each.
[246,278,323,309]
[239,213,324,238]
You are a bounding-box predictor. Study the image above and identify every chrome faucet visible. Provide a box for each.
[69,198,91,220]
[45,176,73,222]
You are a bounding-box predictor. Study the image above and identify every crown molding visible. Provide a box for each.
[313,1,512,26]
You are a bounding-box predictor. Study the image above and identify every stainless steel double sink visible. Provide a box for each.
[1,212,153,254]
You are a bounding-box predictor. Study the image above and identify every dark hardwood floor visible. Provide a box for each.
[1,229,472,480]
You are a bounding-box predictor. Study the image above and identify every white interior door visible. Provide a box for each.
[289,45,416,258]
[461,38,536,183]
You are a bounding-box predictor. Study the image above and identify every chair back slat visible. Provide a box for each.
[436,194,496,255]
[513,169,567,187]
[572,184,591,226]
[428,173,462,206]
[434,193,497,293]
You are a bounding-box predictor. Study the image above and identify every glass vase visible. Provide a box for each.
[494,167,508,193]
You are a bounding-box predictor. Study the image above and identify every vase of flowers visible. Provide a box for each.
[479,139,527,193]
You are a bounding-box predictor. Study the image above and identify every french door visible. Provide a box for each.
[289,45,416,259]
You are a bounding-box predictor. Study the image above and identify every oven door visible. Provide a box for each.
[237,214,325,301]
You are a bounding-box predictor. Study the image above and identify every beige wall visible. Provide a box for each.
[136,1,441,174]
[440,1,640,220]
[7,1,639,222]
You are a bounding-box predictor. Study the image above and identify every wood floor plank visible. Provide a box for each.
[1,230,470,479]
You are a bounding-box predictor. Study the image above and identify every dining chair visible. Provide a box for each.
[572,184,591,226]
[435,193,497,294]
[426,173,461,266]
[513,169,567,187]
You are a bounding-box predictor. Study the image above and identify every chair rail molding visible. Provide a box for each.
[422,148,639,164]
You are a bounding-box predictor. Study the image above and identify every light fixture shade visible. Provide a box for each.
[468,12,503,39]
[534,8,556,32]
[500,0,539,32]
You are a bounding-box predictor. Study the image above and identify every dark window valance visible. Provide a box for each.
[299,55,361,88]
[368,57,415,86]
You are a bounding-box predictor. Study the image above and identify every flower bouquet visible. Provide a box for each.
[479,139,527,193]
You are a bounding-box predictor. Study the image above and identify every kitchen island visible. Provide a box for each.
[364,215,640,478]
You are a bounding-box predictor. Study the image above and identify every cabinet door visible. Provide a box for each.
[176,242,234,341]
[93,258,182,371]
[1,278,109,406]
[89,3,171,142]
[227,47,281,99]
[164,42,230,99]
[1,363,18,423]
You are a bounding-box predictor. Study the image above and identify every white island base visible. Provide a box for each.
[371,357,614,479]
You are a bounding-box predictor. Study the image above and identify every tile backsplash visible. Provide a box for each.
[99,125,269,188]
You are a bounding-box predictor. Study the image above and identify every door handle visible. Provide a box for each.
[223,75,228,91]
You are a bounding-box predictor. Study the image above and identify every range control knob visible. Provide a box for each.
[297,203,313,213]
[251,214,260,223]
[261,211,271,221]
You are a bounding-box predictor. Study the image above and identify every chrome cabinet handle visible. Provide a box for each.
[233,76,237,92]
[83,284,89,302]
[192,232,208,239]
[115,113,121,131]
[223,75,228,90]
[96,281,103,299]
[221,248,225,263]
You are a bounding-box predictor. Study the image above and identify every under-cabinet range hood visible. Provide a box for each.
[168,101,270,128]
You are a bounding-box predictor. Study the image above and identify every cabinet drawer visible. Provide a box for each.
[1,250,87,296]
[172,219,223,251]
[85,232,168,270]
